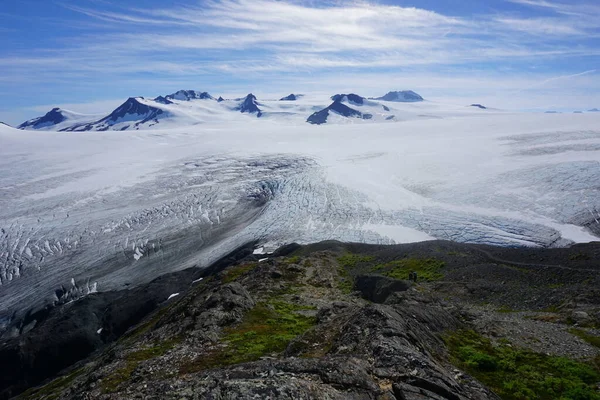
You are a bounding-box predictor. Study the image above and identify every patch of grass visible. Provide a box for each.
[372,258,445,282]
[497,306,518,313]
[445,329,600,400]
[337,253,375,270]
[222,262,258,283]
[102,338,180,393]
[335,253,375,293]
[337,264,354,294]
[285,255,301,264]
[19,367,86,400]
[181,300,316,374]
[570,328,600,349]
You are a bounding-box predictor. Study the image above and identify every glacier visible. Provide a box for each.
[1,98,600,331]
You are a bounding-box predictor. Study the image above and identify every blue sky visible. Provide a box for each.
[1,0,599,125]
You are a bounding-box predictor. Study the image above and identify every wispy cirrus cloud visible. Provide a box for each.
[3,0,598,76]
[494,17,586,36]
[508,0,600,15]
[1,0,600,124]
[500,0,600,38]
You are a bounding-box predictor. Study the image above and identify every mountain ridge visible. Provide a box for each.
[12,89,510,131]
[6,240,600,400]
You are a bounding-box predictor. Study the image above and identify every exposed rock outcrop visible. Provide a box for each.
[9,240,600,399]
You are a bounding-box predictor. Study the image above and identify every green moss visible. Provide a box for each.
[181,300,316,373]
[337,264,354,294]
[18,367,85,400]
[222,262,258,283]
[220,300,315,364]
[337,253,375,270]
[102,338,180,393]
[445,329,600,400]
[569,328,600,349]
[372,258,444,282]
[335,253,375,293]
[285,256,301,264]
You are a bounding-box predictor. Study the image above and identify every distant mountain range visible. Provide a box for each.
[11,89,430,131]
[11,91,600,132]
[17,89,577,131]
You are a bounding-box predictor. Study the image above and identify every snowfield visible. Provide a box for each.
[1,99,600,327]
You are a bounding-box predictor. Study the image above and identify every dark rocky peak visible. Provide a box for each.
[60,97,169,132]
[18,107,67,129]
[154,96,173,105]
[280,94,303,101]
[329,101,363,117]
[373,90,424,102]
[470,104,487,109]
[588,108,599,112]
[331,93,365,105]
[307,100,369,125]
[217,96,225,102]
[236,93,262,117]
[103,97,163,122]
[165,90,213,101]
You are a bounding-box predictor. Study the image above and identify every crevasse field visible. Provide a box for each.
[1,96,600,324]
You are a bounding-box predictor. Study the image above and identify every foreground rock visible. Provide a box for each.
[9,240,600,399]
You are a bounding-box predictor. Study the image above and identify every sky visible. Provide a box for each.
[1,0,599,125]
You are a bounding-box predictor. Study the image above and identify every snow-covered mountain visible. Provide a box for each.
[165,90,214,101]
[63,97,171,131]
[280,94,303,101]
[235,93,262,117]
[308,96,369,124]
[17,108,98,131]
[307,93,396,124]
[373,90,424,102]
[16,89,505,132]
[154,96,173,105]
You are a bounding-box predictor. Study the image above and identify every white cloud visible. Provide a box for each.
[0,0,594,78]
[494,17,585,35]
[1,0,599,122]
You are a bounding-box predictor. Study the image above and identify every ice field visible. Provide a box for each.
[1,97,600,327]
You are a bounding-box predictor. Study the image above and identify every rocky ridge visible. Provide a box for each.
[6,240,600,399]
